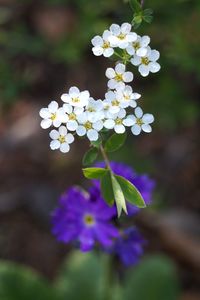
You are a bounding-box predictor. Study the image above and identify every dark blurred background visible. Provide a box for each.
[0,0,199,299]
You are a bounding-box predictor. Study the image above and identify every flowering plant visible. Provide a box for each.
[39,0,160,217]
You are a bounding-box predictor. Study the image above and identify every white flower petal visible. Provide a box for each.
[142,124,152,133]
[92,46,104,56]
[149,62,161,73]
[107,79,117,89]
[105,67,115,79]
[61,93,71,103]
[76,126,86,136]
[77,112,87,124]
[60,143,70,153]
[67,120,78,131]
[40,119,52,129]
[50,140,60,150]
[141,35,150,47]
[131,124,141,135]
[131,55,141,66]
[126,45,135,56]
[122,71,133,82]
[123,117,135,126]
[104,119,115,129]
[136,47,148,57]
[142,113,154,124]
[149,50,160,62]
[39,108,51,119]
[49,129,59,139]
[48,101,58,113]
[53,119,61,128]
[66,133,74,144]
[132,92,141,100]
[135,107,143,118]
[91,36,103,46]
[63,103,72,114]
[103,48,114,57]
[118,108,126,119]
[93,120,103,131]
[110,24,120,35]
[87,129,98,141]
[59,126,67,136]
[139,64,149,77]
[127,32,137,42]
[69,86,80,96]
[114,124,125,134]
[121,22,131,34]
[102,30,111,40]
[115,63,125,74]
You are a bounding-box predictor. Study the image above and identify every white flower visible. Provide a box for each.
[108,23,137,49]
[85,98,104,122]
[105,63,133,90]
[131,47,161,77]
[128,107,154,135]
[76,112,103,141]
[63,103,84,131]
[39,101,68,129]
[91,30,114,57]
[126,35,150,57]
[61,86,90,107]
[116,85,141,109]
[104,109,134,134]
[104,90,122,114]
[49,126,74,153]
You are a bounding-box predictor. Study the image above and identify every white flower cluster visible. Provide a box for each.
[40,23,159,153]
[92,22,160,77]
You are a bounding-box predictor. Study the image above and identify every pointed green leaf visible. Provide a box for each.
[104,133,127,153]
[111,174,127,217]
[82,168,108,179]
[129,0,142,13]
[90,138,102,148]
[82,147,98,166]
[115,175,146,208]
[100,171,114,206]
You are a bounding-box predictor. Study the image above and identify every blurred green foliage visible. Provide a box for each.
[0,253,180,300]
[0,0,199,130]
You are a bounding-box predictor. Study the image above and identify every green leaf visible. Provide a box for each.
[104,133,127,153]
[0,260,60,300]
[143,8,153,15]
[115,175,146,208]
[129,0,142,13]
[100,171,114,206]
[143,14,153,24]
[55,251,107,300]
[124,255,180,300]
[111,174,127,217]
[82,167,108,179]
[82,147,98,166]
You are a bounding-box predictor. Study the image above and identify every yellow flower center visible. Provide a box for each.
[133,42,140,50]
[141,57,149,65]
[84,214,95,226]
[115,73,123,82]
[115,118,123,125]
[84,121,92,130]
[103,41,110,49]
[88,107,95,112]
[118,33,126,40]
[50,113,56,120]
[136,118,143,126]
[58,135,65,143]
[111,100,120,106]
[69,113,76,120]
[124,95,130,101]
[72,97,80,103]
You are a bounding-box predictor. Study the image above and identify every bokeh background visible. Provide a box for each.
[0,0,199,299]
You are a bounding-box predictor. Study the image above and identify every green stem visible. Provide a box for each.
[100,144,112,171]
[114,51,123,60]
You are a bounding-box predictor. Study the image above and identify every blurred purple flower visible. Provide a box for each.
[107,227,145,266]
[94,161,155,215]
[51,187,118,251]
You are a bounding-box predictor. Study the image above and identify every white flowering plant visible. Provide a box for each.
[39,0,160,217]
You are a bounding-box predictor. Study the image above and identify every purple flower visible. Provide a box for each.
[94,161,155,215]
[107,227,145,266]
[51,187,119,252]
